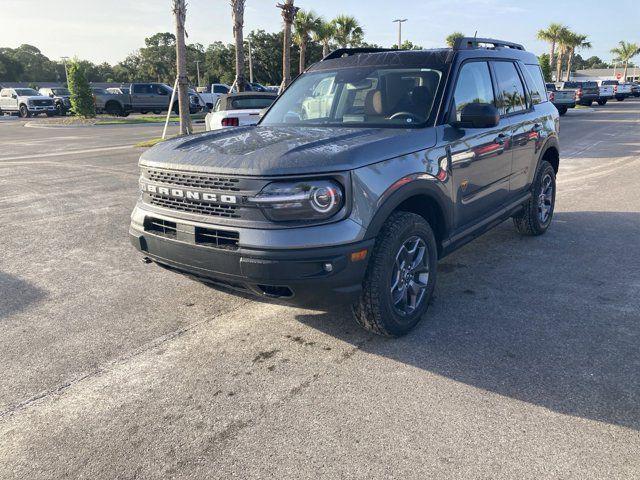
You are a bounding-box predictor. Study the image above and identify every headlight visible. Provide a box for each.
[27,100,33,106]
[248,179,344,222]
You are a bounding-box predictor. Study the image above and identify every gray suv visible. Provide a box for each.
[130,38,559,336]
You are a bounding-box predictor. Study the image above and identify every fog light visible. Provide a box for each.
[350,249,368,262]
[323,262,333,272]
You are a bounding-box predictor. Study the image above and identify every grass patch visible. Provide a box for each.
[135,137,168,148]
[96,113,207,125]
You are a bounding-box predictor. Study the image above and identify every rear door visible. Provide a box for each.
[153,84,172,109]
[447,60,513,229]
[497,61,544,194]
[131,84,153,109]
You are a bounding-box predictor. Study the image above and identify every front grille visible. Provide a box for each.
[195,226,239,249]
[33,99,53,106]
[148,194,240,218]
[144,169,241,191]
[144,217,177,239]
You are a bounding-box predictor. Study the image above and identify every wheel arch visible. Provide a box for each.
[364,178,452,257]
[538,137,560,173]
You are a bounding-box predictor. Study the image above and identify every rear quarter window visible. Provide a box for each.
[524,64,548,104]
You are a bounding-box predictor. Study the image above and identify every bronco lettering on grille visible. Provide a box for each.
[141,183,237,204]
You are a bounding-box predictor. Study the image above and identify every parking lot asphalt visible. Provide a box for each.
[1,102,639,479]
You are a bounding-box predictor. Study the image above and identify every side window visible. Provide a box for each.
[132,84,146,94]
[213,85,226,94]
[452,61,495,121]
[524,64,548,104]
[492,61,527,115]
[0,89,7,97]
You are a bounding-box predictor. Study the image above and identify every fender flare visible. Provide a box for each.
[363,175,452,242]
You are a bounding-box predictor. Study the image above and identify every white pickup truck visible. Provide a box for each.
[195,83,230,110]
[0,87,57,117]
[597,83,615,105]
[601,80,632,101]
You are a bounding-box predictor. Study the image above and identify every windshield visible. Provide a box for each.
[52,88,70,95]
[261,66,442,128]
[92,88,107,94]
[15,88,40,96]
[229,96,275,110]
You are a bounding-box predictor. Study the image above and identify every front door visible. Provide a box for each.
[448,60,513,230]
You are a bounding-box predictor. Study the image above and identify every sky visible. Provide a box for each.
[3,0,639,65]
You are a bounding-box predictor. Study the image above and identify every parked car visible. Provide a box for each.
[196,84,230,110]
[93,83,200,116]
[38,87,71,115]
[597,83,614,105]
[546,83,574,115]
[601,80,632,101]
[205,92,277,131]
[131,38,560,337]
[628,82,640,97]
[0,87,56,117]
[559,81,597,106]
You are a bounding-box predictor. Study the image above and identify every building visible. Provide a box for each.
[571,67,640,83]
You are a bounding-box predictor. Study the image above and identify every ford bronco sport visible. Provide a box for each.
[130,37,559,337]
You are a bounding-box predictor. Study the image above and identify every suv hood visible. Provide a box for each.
[20,95,54,101]
[140,125,437,176]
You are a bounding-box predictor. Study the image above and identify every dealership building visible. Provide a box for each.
[571,67,640,83]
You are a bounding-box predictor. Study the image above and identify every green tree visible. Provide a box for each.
[565,33,591,80]
[0,50,24,80]
[313,19,335,57]
[445,32,464,47]
[332,15,364,48]
[539,54,552,82]
[294,9,321,73]
[610,41,640,81]
[67,60,95,118]
[537,23,567,70]
[139,32,176,83]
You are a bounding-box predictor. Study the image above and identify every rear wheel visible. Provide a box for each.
[19,105,30,118]
[513,160,556,236]
[617,97,624,102]
[152,109,162,114]
[353,212,437,337]
[597,99,607,106]
[557,106,568,115]
[172,102,179,114]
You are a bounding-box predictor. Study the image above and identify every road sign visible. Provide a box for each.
[616,73,622,80]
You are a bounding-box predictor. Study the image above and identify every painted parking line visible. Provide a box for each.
[0,144,134,162]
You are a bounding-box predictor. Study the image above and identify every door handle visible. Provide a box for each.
[532,123,543,132]
[495,133,510,145]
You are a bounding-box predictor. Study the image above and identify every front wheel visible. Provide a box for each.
[597,99,607,106]
[19,105,30,118]
[353,212,438,337]
[557,106,568,115]
[617,97,625,102]
[513,160,556,236]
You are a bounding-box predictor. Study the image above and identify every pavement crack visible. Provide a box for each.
[0,299,253,419]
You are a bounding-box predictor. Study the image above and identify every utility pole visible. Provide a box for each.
[248,38,254,84]
[195,60,201,87]
[172,0,192,135]
[61,56,69,86]
[392,19,407,49]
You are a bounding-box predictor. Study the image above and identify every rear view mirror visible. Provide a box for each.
[454,103,499,129]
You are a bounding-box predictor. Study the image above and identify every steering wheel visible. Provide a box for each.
[388,111,423,123]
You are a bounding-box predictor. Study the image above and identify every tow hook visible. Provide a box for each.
[142,257,152,264]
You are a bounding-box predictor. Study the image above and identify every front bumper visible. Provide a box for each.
[129,204,372,307]
[28,105,56,112]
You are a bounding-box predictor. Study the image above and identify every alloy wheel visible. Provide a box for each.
[390,236,430,316]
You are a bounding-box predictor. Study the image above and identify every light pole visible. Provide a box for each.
[392,19,407,49]
[195,60,201,87]
[248,37,254,84]
[61,56,69,86]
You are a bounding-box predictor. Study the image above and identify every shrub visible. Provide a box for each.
[67,60,96,117]
[539,54,552,82]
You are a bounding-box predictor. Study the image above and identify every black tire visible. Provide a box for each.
[46,112,56,117]
[19,105,30,118]
[172,102,179,114]
[617,97,624,102]
[597,99,607,106]
[140,110,148,115]
[558,106,567,115]
[513,160,556,236]
[353,212,438,337]
[105,101,123,116]
[152,109,162,114]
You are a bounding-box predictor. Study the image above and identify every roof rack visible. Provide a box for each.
[322,48,396,61]
[453,37,525,51]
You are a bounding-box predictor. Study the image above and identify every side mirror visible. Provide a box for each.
[454,103,500,129]
[12,94,17,99]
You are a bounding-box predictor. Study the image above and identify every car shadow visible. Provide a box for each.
[295,211,640,431]
[0,272,46,320]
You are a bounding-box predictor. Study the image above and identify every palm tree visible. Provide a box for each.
[554,27,573,83]
[277,0,299,89]
[537,23,567,76]
[445,32,464,48]
[313,19,335,58]
[293,9,320,73]
[171,0,192,135]
[610,41,640,81]
[230,0,246,92]
[332,15,364,48]
[565,33,591,81]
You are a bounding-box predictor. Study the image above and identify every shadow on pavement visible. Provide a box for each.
[296,211,640,430]
[0,272,46,320]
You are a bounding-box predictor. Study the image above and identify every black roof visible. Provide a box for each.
[310,38,538,72]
